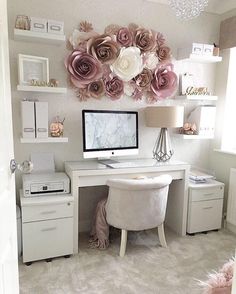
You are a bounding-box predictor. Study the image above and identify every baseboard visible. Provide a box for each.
[226,222,236,235]
[79,220,91,233]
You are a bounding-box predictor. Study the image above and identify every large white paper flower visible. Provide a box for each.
[110,47,143,82]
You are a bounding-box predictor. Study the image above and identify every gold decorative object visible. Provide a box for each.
[30,79,59,87]
[15,15,30,30]
[179,122,197,135]
[185,86,210,96]
[50,117,65,137]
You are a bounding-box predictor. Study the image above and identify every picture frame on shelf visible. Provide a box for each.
[18,54,49,86]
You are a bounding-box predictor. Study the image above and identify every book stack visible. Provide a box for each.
[189,169,215,184]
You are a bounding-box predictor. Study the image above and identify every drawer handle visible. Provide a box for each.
[203,206,213,210]
[203,193,214,196]
[41,210,57,215]
[41,227,57,232]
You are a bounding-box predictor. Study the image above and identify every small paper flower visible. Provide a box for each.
[134,28,156,53]
[65,50,103,88]
[116,27,133,47]
[150,63,177,99]
[69,29,98,49]
[79,21,93,32]
[110,47,143,82]
[133,68,153,90]
[87,34,119,64]
[105,76,124,100]
[157,46,171,63]
[88,80,105,99]
[144,52,159,70]
[156,32,165,47]
[104,24,121,35]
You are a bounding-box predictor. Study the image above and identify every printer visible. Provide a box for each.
[22,172,70,197]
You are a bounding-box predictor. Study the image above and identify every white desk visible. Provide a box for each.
[65,159,190,254]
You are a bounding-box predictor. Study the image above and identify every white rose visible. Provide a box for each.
[144,52,159,70]
[69,29,98,49]
[110,47,143,82]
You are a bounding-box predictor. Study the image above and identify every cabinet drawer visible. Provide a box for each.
[22,201,73,222]
[187,199,223,233]
[22,218,73,262]
[190,186,224,202]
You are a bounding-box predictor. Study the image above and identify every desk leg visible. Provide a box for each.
[165,167,190,236]
[72,174,79,254]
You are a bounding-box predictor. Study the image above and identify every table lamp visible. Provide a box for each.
[145,106,184,162]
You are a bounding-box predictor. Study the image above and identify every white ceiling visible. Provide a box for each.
[146,0,236,15]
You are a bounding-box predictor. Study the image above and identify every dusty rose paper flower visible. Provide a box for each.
[65,50,103,88]
[116,27,133,47]
[133,68,153,90]
[150,64,177,99]
[87,34,119,64]
[88,80,105,99]
[105,76,124,100]
[104,24,121,35]
[156,32,165,47]
[157,46,171,63]
[134,28,156,53]
[124,81,136,97]
[110,47,143,82]
[79,21,93,32]
[69,29,98,49]
[132,88,143,101]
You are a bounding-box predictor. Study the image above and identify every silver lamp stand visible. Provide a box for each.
[153,128,174,162]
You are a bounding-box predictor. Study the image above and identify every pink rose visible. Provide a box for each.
[65,50,103,88]
[105,76,124,100]
[150,64,177,99]
[157,46,171,63]
[156,32,165,47]
[116,27,133,47]
[87,34,119,64]
[88,80,105,99]
[134,28,156,53]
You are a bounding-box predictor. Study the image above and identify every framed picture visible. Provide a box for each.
[18,54,49,86]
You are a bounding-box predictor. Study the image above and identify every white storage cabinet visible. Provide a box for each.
[20,190,74,264]
[187,180,224,234]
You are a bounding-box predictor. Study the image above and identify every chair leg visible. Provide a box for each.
[157,223,167,248]
[119,229,127,257]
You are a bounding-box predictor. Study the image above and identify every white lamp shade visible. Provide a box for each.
[145,106,184,128]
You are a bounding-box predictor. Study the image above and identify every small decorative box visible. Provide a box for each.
[47,20,64,35]
[30,17,47,33]
[192,43,204,55]
[203,44,214,56]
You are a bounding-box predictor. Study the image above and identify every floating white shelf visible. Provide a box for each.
[20,137,68,143]
[14,29,65,45]
[176,95,218,101]
[173,134,214,139]
[177,48,222,63]
[17,85,67,94]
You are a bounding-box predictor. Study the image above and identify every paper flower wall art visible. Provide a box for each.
[65,21,177,102]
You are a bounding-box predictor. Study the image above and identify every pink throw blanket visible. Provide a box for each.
[89,198,109,249]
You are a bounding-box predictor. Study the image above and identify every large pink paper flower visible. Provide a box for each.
[88,80,105,99]
[65,50,103,88]
[150,64,177,99]
[105,76,124,100]
[87,34,119,64]
[133,68,153,91]
[134,28,156,53]
[116,27,133,47]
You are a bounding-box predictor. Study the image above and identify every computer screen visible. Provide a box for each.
[82,110,138,158]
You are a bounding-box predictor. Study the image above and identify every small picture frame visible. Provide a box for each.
[18,54,49,86]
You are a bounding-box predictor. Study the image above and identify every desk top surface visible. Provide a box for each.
[65,159,189,173]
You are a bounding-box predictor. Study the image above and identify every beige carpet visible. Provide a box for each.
[19,229,236,294]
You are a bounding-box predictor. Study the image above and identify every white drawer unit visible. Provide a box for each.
[187,180,224,234]
[20,190,74,264]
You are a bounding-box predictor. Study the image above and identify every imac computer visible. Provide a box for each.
[82,110,139,160]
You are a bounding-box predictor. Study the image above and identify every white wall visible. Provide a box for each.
[7,0,222,231]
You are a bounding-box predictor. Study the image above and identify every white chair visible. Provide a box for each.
[105,174,172,257]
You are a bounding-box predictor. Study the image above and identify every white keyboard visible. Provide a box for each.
[107,161,154,169]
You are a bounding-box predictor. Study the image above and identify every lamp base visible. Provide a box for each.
[153,128,174,162]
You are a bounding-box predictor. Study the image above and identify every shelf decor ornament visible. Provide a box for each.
[50,117,65,137]
[65,21,177,102]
